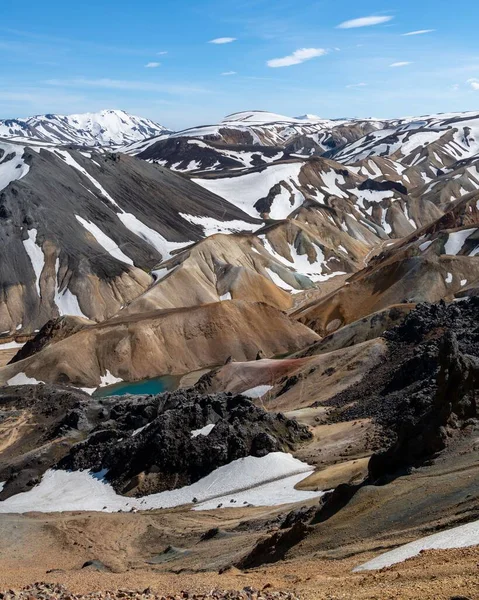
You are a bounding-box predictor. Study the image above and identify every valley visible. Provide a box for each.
[0,108,479,599]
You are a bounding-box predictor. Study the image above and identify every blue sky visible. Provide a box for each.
[2,0,479,129]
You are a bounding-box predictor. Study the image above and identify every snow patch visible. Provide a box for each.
[99,370,122,387]
[444,228,477,255]
[75,215,134,265]
[6,372,43,386]
[191,424,215,438]
[242,385,274,398]
[193,163,305,219]
[117,212,189,261]
[354,519,479,571]
[22,229,45,298]
[0,452,321,513]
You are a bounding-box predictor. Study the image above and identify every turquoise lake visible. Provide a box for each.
[93,375,179,397]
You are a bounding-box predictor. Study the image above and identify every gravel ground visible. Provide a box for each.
[0,583,300,600]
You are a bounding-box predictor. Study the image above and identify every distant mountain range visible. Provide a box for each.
[1,106,479,580]
[1,107,479,341]
[0,109,168,147]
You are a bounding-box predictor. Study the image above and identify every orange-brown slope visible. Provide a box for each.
[0,301,319,388]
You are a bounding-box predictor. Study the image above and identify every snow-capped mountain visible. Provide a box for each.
[0,109,168,147]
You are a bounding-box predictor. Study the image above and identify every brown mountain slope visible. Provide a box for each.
[0,301,319,388]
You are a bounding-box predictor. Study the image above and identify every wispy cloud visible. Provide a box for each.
[145,62,160,68]
[467,78,479,90]
[45,78,208,95]
[346,82,367,88]
[267,47,327,68]
[157,51,168,55]
[337,16,393,29]
[209,37,236,44]
[390,61,412,67]
[402,29,435,36]
[221,71,237,76]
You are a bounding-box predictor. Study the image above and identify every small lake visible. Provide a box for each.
[93,374,180,398]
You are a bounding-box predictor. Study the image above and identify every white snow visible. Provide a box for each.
[75,215,134,265]
[117,212,189,260]
[0,341,24,350]
[0,110,167,147]
[262,237,341,283]
[99,370,122,387]
[54,258,87,318]
[445,272,453,284]
[22,229,44,298]
[219,292,232,301]
[193,163,305,219]
[461,279,468,286]
[179,214,259,235]
[242,385,274,398]
[0,482,4,493]
[0,452,322,514]
[444,228,477,255]
[191,424,216,438]
[419,240,433,252]
[265,268,301,293]
[194,471,321,510]
[6,372,43,386]
[52,150,120,207]
[320,170,348,198]
[0,142,30,191]
[354,519,479,572]
[132,424,149,437]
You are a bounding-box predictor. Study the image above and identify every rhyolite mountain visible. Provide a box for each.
[1,107,479,345]
[1,108,479,588]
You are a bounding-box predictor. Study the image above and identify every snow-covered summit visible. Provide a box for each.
[0,109,168,147]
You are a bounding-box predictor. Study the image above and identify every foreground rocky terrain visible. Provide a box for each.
[1,108,479,598]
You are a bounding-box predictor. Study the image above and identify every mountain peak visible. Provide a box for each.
[0,109,168,147]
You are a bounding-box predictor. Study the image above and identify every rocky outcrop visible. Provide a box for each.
[369,303,479,481]
[8,315,93,364]
[59,390,312,496]
[0,384,311,499]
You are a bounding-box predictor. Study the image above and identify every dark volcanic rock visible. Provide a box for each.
[8,315,92,364]
[57,389,312,496]
[307,299,479,526]
[358,178,408,195]
[0,385,311,499]
[0,384,100,499]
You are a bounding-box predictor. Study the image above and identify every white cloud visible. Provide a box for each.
[221,71,237,76]
[267,47,327,68]
[157,51,168,55]
[145,62,160,68]
[467,78,479,90]
[209,37,236,44]
[402,29,435,36]
[390,61,412,67]
[337,15,393,29]
[346,82,367,88]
